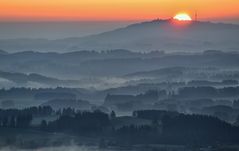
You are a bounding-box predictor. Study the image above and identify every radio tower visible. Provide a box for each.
[195,11,198,21]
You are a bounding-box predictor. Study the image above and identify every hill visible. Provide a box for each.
[41,99,93,110]
[1,50,239,78]
[0,70,79,86]
[0,49,7,55]
[0,20,239,52]
[125,67,186,78]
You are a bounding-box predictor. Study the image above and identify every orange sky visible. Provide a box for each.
[0,0,239,21]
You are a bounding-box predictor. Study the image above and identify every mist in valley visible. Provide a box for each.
[1,18,239,151]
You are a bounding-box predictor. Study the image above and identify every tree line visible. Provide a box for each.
[0,106,53,128]
[1,107,239,146]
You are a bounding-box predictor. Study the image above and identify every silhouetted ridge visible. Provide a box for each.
[1,20,239,52]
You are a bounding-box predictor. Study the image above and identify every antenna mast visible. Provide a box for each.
[195,11,198,21]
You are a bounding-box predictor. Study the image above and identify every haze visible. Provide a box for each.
[1,0,239,21]
[1,1,239,151]
[0,21,136,39]
[0,0,239,39]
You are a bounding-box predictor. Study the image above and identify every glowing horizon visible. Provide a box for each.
[173,13,192,21]
[0,0,239,21]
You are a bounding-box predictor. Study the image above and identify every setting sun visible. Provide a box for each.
[173,13,192,21]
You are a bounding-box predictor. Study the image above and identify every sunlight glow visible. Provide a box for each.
[173,13,192,21]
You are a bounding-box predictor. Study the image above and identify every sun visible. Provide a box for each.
[173,13,192,21]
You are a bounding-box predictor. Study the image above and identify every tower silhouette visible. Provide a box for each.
[195,11,198,21]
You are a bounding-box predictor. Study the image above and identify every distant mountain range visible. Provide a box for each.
[0,19,239,52]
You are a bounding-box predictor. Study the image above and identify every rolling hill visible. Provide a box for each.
[0,70,79,86]
[0,19,239,52]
